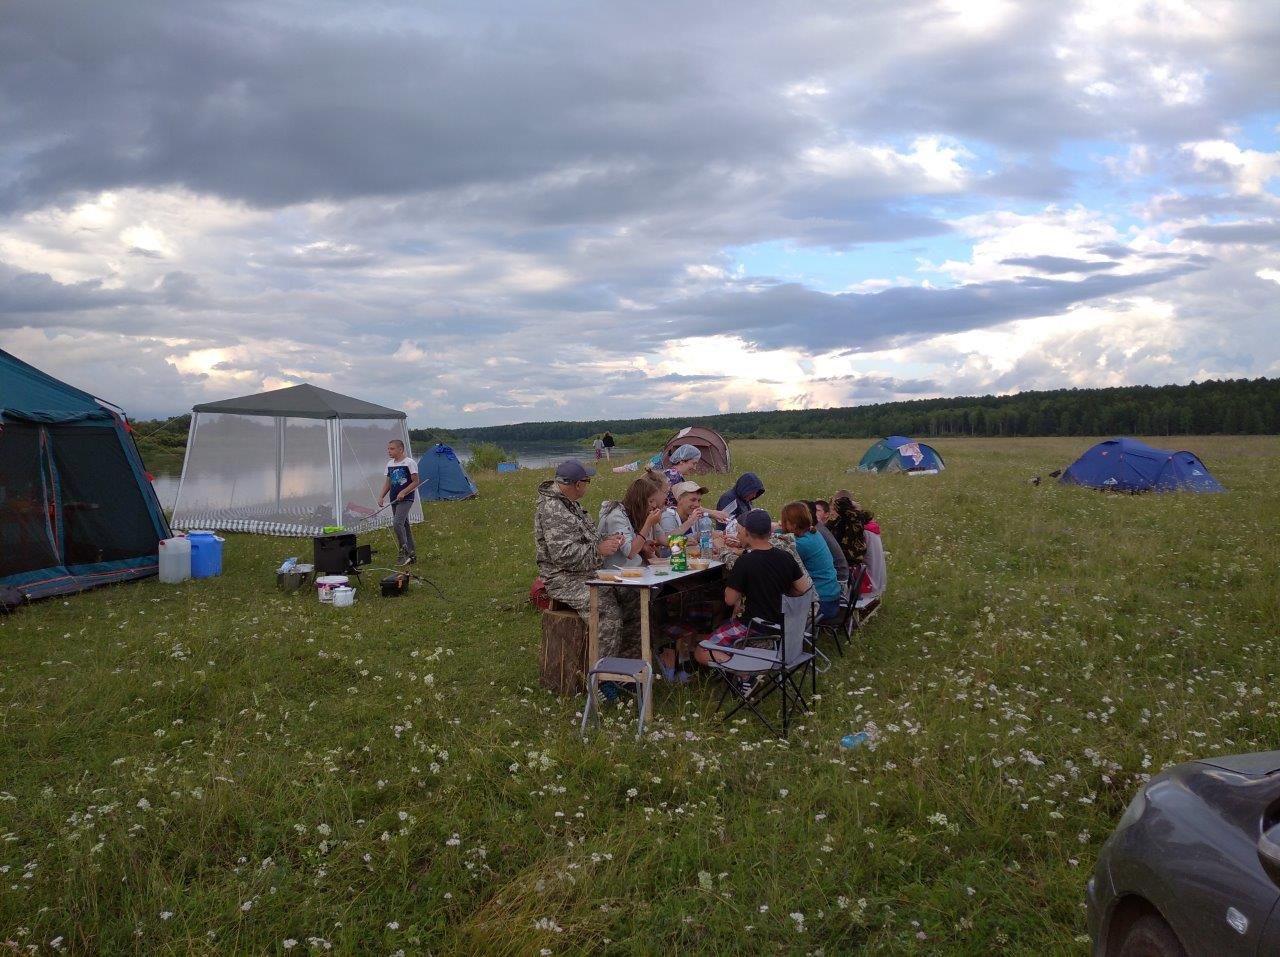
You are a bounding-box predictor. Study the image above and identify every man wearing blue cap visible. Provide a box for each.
[534,459,627,656]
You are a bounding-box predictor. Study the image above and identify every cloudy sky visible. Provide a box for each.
[3,0,1278,426]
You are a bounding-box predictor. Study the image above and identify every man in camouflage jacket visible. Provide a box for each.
[534,460,627,657]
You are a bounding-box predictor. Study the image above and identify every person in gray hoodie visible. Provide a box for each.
[597,474,666,570]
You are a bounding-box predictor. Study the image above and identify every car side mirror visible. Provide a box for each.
[1258,822,1280,885]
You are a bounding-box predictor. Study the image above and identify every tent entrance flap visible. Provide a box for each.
[1,348,169,598]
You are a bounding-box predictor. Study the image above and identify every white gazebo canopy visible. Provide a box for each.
[171,383,423,537]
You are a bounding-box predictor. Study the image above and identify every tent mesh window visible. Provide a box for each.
[49,425,160,565]
[0,424,58,578]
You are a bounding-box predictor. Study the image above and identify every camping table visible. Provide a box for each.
[585,559,726,720]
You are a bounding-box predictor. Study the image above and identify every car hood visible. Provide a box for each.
[1194,751,1280,777]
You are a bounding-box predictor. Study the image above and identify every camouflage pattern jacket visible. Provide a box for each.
[534,480,601,583]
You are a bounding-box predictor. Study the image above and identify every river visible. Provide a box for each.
[147,441,644,510]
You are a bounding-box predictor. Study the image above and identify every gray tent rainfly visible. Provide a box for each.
[171,383,423,537]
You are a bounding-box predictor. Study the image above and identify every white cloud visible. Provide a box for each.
[1182,140,1280,195]
[802,135,972,192]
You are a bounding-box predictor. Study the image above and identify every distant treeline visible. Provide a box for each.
[128,378,1279,463]
[429,378,1280,444]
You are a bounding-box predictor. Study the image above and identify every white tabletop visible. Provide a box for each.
[588,559,725,589]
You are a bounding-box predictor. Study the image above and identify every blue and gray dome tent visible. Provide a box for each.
[418,444,477,500]
[0,349,170,599]
[858,436,945,474]
[1060,438,1223,493]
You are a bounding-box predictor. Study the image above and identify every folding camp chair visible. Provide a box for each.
[815,566,868,656]
[698,592,817,738]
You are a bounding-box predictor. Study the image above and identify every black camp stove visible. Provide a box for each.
[313,533,372,576]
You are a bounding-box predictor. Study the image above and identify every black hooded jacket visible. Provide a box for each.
[716,472,765,525]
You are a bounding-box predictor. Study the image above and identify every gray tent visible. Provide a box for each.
[171,384,422,536]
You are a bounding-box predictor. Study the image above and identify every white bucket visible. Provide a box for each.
[332,586,356,608]
[316,575,349,603]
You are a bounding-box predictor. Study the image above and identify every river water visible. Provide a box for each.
[147,442,643,510]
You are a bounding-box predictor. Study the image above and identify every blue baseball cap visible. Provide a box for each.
[555,459,597,482]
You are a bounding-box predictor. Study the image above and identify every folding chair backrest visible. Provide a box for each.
[781,592,813,667]
[864,531,886,596]
[847,565,867,601]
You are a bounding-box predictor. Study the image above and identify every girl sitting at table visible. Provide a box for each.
[779,501,841,622]
[597,475,666,570]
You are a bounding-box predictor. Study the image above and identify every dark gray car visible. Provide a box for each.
[1088,751,1280,955]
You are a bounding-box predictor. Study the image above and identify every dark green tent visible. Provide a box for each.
[858,435,945,474]
[1,349,170,598]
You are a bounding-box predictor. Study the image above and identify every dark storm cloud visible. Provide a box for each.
[0,1,811,213]
[0,261,146,316]
[6,0,1276,215]
[1000,256,1120,274]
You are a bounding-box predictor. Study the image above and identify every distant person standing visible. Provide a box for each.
[602,431,615,461]
[593,435,605,461]
[378,439,420,566]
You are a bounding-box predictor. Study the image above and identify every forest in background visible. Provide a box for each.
[431,377,1280,446]
[130,377,1279,463]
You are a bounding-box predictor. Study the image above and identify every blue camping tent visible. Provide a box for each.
[1060,438,1223,493]
[1,349,171,598]
[418,444,477,500]
[858,435,945,473]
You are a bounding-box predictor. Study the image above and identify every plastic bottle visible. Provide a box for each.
[698,515,713,557]
[158,536,191,584]
[840,731,870,749]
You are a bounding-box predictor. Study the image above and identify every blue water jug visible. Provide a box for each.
[188,530,224,578]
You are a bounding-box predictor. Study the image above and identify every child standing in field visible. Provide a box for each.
[378,439,420,566]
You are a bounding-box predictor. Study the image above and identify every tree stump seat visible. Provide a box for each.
[539,604,588,696]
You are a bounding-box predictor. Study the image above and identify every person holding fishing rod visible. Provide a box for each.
[378,439,421,566]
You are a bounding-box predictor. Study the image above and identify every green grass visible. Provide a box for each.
[2,437,1278,954]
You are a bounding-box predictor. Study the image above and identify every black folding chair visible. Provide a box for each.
[698,592,817,738]
[815,566,867,656]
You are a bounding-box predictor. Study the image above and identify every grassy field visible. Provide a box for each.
[2,437,1278,955]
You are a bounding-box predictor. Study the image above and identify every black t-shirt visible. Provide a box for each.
[726,547,803,627]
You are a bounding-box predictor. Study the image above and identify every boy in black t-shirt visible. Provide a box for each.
[695,508,811,665]
[378,439,421,565]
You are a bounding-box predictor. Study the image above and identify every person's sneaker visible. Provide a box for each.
[599,680,620,702]
[396,554,415,566]
[736,676,756,697]
[673,669,692,685]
